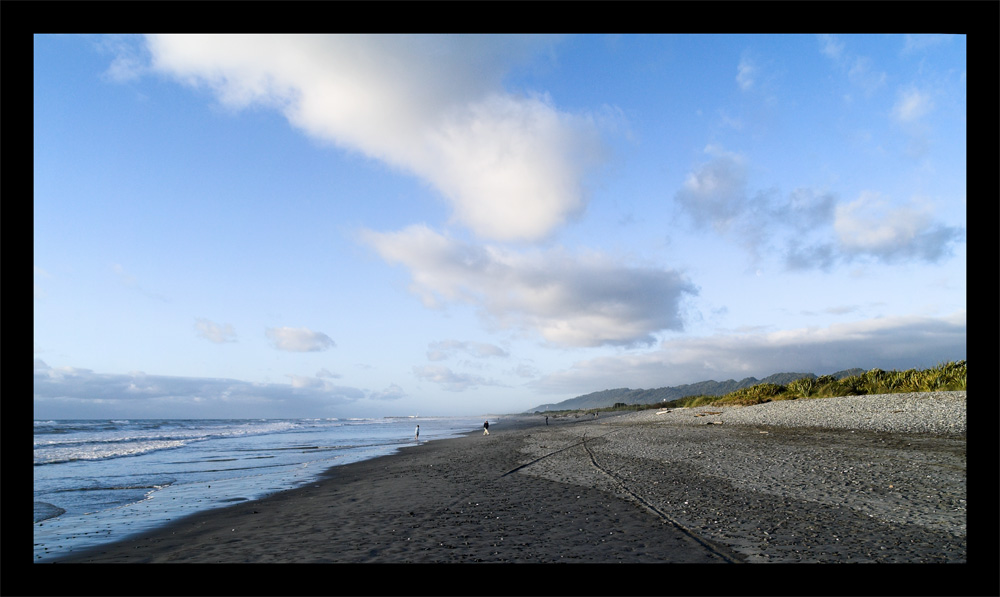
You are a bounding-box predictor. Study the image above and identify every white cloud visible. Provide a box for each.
[890,86,936,159]
[833,192,961,261]
[532,311,966,395]
[736,54,756,91]
[265,326,335,352]
[672,147,962,269]
[362,224,696,348]
[195,318,237,343]
[817,34,845,60]
[286,374,326,389]
[892,87,933,123]
[97,34,151,82]
[674,146,748,232]
[817,35,886,96]
[422,92,606,241]
[141,34,607,242]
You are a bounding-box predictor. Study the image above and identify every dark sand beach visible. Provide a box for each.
[39,394,982,595]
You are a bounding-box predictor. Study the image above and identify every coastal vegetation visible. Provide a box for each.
[541,361,966,415]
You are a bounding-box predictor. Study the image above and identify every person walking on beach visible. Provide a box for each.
[415,425,419,441]
[483,420,490,435]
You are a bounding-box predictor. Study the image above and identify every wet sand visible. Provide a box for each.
[50,413,740,565]
[41,399,980,594]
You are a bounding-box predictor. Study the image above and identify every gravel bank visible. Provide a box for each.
[681,391,965,434]
[518,392,966,563]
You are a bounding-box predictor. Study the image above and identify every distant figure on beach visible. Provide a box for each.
[545,416,548,425]
[483,420,490,435]
[415,425,419,441]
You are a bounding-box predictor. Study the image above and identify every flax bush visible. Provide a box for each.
[652,361,966,410]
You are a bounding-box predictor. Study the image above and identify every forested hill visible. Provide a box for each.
[528,369,866,412]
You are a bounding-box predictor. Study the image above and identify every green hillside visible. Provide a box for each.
[529,362,964,413]
[530,367,868,412]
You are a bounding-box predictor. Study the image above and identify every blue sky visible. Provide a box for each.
[34,34,966,419]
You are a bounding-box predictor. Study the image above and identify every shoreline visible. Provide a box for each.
[44,394,967,567]
[32,416,492,563]
[26,393,984,594]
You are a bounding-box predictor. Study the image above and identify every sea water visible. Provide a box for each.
[33,416,487,562]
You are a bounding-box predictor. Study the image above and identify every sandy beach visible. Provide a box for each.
[41,393,978,592]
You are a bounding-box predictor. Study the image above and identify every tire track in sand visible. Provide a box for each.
[579,431,745,563]
[501,427,745,563]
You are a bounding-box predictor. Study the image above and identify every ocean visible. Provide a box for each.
[33,416,489,562]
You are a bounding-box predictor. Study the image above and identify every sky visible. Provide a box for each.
[33,34,967,419]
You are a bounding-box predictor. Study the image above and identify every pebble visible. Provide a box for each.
[707,391,965,434]
[520,392,966,563]
[622,391,965,435]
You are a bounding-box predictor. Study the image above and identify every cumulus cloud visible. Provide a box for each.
[673,147,962,269]
[532,311,966,395]
[195,318,237,343]
[427,340,508,361]
[362,224,696,347]
[265,326,335,352]
[833,192,963,262]
[140,34,607,242]
[674,145,749,232]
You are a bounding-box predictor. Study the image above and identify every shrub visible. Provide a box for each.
[786,377,817,398]
[680,361,966,407]
[582,362,966,414]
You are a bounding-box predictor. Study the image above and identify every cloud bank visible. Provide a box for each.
[362,225,697,347]
[533,311,967,395]
[143,34,606,243]
[33,359,398,419]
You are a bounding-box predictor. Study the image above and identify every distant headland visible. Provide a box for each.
[528,361,966,413]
